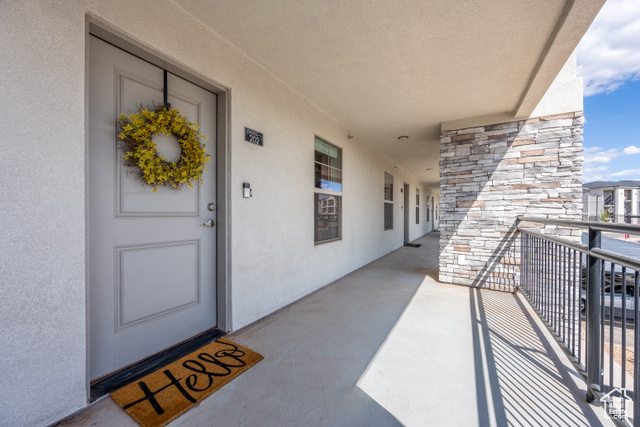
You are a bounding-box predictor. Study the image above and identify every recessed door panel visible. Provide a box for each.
[116,71,201,216]
[117,241,200,329]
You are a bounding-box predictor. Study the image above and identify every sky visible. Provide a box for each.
[576,0,640,183]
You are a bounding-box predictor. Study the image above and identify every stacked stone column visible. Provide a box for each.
[439,112,584,291]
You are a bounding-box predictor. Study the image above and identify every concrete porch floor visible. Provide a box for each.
[59,232,614,426]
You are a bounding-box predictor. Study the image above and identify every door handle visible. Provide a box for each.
[203,219,216,228]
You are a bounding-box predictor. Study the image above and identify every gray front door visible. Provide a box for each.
[88,36,218,380]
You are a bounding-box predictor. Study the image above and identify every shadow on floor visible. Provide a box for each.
[470,287,608,426]
[57,232,612,426]
[58,233,444,427]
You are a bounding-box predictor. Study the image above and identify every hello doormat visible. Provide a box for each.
[110,338,263,427]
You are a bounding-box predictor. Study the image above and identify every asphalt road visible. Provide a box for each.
[581,232,640,272]
[578,233,640,347]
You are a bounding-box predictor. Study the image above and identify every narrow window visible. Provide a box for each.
[427,196,430,222]
[315,136,342,244]
[416,188,420,224]
[384,172,393,230]
[432,197,435,222]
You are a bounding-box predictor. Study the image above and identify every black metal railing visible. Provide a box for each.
[518,216,640,426]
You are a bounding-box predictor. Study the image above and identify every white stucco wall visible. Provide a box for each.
[0,2,88,426]
[0,2,433,425]
[632,189,639,224]
[531,51,583,118]
[616,189,625,221]
[582,188,604,220]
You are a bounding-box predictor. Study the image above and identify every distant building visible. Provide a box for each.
[583,181,640,223]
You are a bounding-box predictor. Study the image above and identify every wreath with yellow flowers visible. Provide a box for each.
[117,105,210,192]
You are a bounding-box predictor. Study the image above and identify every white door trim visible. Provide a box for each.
[84,17,232,396]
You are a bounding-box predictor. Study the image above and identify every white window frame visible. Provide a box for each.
[314,136,343,244]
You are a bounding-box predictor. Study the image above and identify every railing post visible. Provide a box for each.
[633,271,640,425]
[586,227,601,402]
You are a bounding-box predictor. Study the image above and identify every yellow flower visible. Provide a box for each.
[117,105,210,191]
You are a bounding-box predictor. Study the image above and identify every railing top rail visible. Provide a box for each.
[517,216,640,236]
[591,247,640,272]
[519,224,640,271]
[521,229,588,253]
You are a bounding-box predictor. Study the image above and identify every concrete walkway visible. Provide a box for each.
[58,232,613,426]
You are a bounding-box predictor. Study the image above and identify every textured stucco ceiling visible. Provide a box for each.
[174,0,604,187]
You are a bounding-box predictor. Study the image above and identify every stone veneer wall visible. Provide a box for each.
[439,112,584,291]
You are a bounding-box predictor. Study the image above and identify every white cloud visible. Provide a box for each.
[611,168,640,177]
[624,145,640,155]
[584,146,603,153]
[583,147,624,165]
[582,145,640,182]
[577,0,640,96]
[583,172,607,182]
[582,165,610,182]
[585,165,610,173]
[584,145,640,166]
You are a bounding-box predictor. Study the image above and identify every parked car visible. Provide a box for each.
[580,269,636,318]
